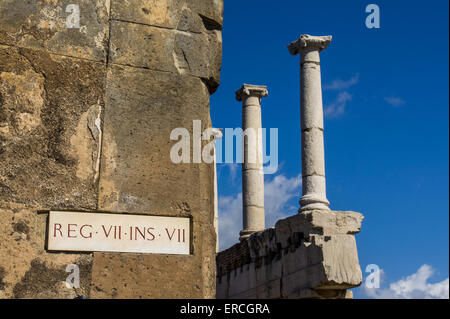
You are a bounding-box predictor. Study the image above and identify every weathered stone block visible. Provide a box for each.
[0,203,92,298]
[112,0,183,29]
[91,253,203,298]
[0,0,110,61]
[275,210,364,241]
[92,63,217,298]
[111,0,223,31]
[189,0,224,28]
[0,46,105,209]
[90,221,216,299]
[98,65,213,222]
[217,210,364,299]
[109,20,222,92]
[108,20,177,72]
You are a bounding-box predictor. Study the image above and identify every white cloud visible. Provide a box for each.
[218,193,243,251]
[264,173,302,227]
[385,96,406,107]
[218,173,301,251]
[324,91,352,118]
[323,74,358,118]
[364,265,449,299]
[324,74,359,91]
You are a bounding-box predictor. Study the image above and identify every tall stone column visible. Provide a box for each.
[236,84,268,241]
[288,35,332,212]
[211,128,223,252]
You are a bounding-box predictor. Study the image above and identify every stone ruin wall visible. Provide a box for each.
[0,0,223,298]
[216,210,363,299]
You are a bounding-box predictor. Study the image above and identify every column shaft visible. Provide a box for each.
[236,84,268,241]
[212,128,223,253]
[288,35,332,212]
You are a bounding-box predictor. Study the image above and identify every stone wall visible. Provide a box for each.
[216,210,364,299]
[0,0,223,298]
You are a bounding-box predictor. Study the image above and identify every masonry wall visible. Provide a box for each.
[0,0,223,298]
[216,210,364,299]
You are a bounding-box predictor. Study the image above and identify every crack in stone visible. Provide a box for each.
[111,18,203,34]
[181,48,191,72]
[2,43,105,65]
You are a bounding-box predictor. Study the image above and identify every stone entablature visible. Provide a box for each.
[217,210,364,299]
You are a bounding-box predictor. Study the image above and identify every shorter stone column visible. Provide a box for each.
[211,128,223,252]
[236,84,268,241]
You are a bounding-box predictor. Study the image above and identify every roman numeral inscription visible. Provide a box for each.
[47,211,190,255]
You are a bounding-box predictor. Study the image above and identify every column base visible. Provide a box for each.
[299,194,330,212]
[239,229,260,241]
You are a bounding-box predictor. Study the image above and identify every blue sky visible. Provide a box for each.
[211,0,449,298]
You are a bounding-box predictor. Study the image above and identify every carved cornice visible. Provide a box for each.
[235,84,268,101]
[288,34,332,56]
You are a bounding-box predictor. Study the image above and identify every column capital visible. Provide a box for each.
[235,84,268,102]
[288,34,332,56]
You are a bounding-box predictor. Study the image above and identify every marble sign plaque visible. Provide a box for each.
[47,211,190,255]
